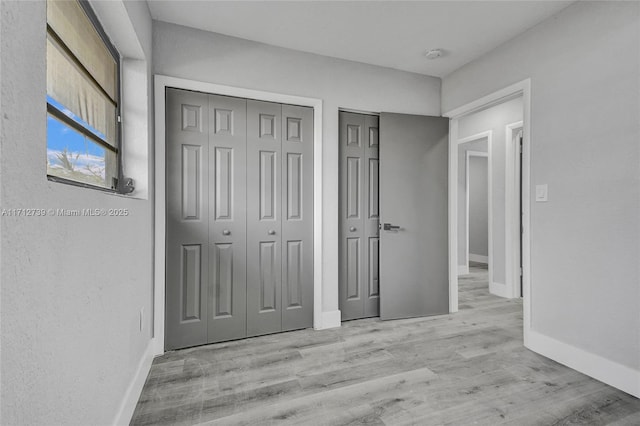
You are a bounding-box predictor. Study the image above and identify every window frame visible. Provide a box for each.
[46,0,123,193]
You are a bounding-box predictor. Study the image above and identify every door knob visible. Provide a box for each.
[268,229,276,235]
[349,226,357,232]
[383,223,401,231]
[222,229,231,236]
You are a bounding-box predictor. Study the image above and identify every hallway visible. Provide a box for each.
[131,267,640,425]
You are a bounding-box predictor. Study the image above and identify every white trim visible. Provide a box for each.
[505,121,524,299]
[489,281,509,299]
[444,79,532,346]
[527,330,640,398]
[153,75,325,356]
[465,150,491,284]
[457,265,469,275]
[457,130,492,145]
[112,342,155,426]
[469,254,488,264]
[443,81,526,119]
[453,131,492,303]
[448,119,458,312]
[318,310,342,330]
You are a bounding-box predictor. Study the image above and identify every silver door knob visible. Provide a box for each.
[268,229,276,235]
[349,226,357,232]
[222,229,231,236]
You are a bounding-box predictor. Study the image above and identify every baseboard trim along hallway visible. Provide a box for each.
[526,329,640,399]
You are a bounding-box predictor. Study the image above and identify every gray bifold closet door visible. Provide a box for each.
[165,88,313,350]
[338,111,380,321]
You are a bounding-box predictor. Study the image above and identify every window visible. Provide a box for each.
[46,0,120,190]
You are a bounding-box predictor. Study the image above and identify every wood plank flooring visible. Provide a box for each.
[131,266,640,425]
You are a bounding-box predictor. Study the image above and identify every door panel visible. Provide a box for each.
[247,100,283,336]
[281,104,313,331]
[379,113,449,320]
[339,112,380,320]
[339,113,364,320]
[207,94,247,344]
[166,88,209,350]
[363,115,380,317]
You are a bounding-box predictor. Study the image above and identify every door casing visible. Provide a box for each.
[153,75,324,356]
[443,78,532,346]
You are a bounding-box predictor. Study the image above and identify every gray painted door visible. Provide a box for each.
[379,113,449,320]
[207,94,248,344]
[166,88,211,350]
[281,105,314,331]
[166,89,313,350]
[246,100,283,336]
[339,112,380,320]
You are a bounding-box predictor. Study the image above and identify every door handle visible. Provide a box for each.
[268,229,276,235]
[349,226,357,232]
[222,229,231,236]
[383,223,401,231]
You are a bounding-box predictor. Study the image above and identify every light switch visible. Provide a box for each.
[535,184,548,202]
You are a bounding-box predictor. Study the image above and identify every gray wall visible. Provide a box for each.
[469,156,488,258]
[443,1,640,372]
[458,97,523,284]
[457,138,488,266]
[0,1,154,424]
[153,21,442,315]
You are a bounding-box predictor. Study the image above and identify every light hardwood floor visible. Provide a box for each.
[131,266,640,425]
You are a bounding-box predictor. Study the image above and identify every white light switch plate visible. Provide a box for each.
[535,184,548,202]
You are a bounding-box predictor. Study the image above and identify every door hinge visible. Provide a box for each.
[117,115,122,123]
[520,267,523,276]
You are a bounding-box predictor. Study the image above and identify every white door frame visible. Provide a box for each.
[444,79,531,345]
[505,121,524,298]
[456,132,492,279]
[152,75,324,355]
[465,149,491,271]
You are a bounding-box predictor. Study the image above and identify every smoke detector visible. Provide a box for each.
[425,49,443,60]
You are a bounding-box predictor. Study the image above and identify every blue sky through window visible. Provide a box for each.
[47,96,108,186]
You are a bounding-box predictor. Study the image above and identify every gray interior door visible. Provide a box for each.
[207,94,248,344]
[281,105,314,331]
[166,89,313,350]
[338,112,380,320]
[379,113,449,320]
[246,100,315,337]
[166,88,210,349]
[246,100,283,336]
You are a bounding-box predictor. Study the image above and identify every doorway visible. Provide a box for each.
[444,79,531,338]
[466,152,490,267]
[337,110,450,322]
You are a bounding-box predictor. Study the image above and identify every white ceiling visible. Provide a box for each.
[148,1,573,78]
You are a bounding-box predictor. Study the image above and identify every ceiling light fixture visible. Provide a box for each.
[425,49,443,60]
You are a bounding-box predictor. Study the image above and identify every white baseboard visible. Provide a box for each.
[113,341,155,425]
[316,310,341,330]
[527,329,640,398]
[469,253,488,263]
[458,265,469,275]
[489,281,509,298]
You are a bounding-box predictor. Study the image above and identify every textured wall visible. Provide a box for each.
[153,21,441,314]
[0,1,154,424]
[444,1,640,371]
